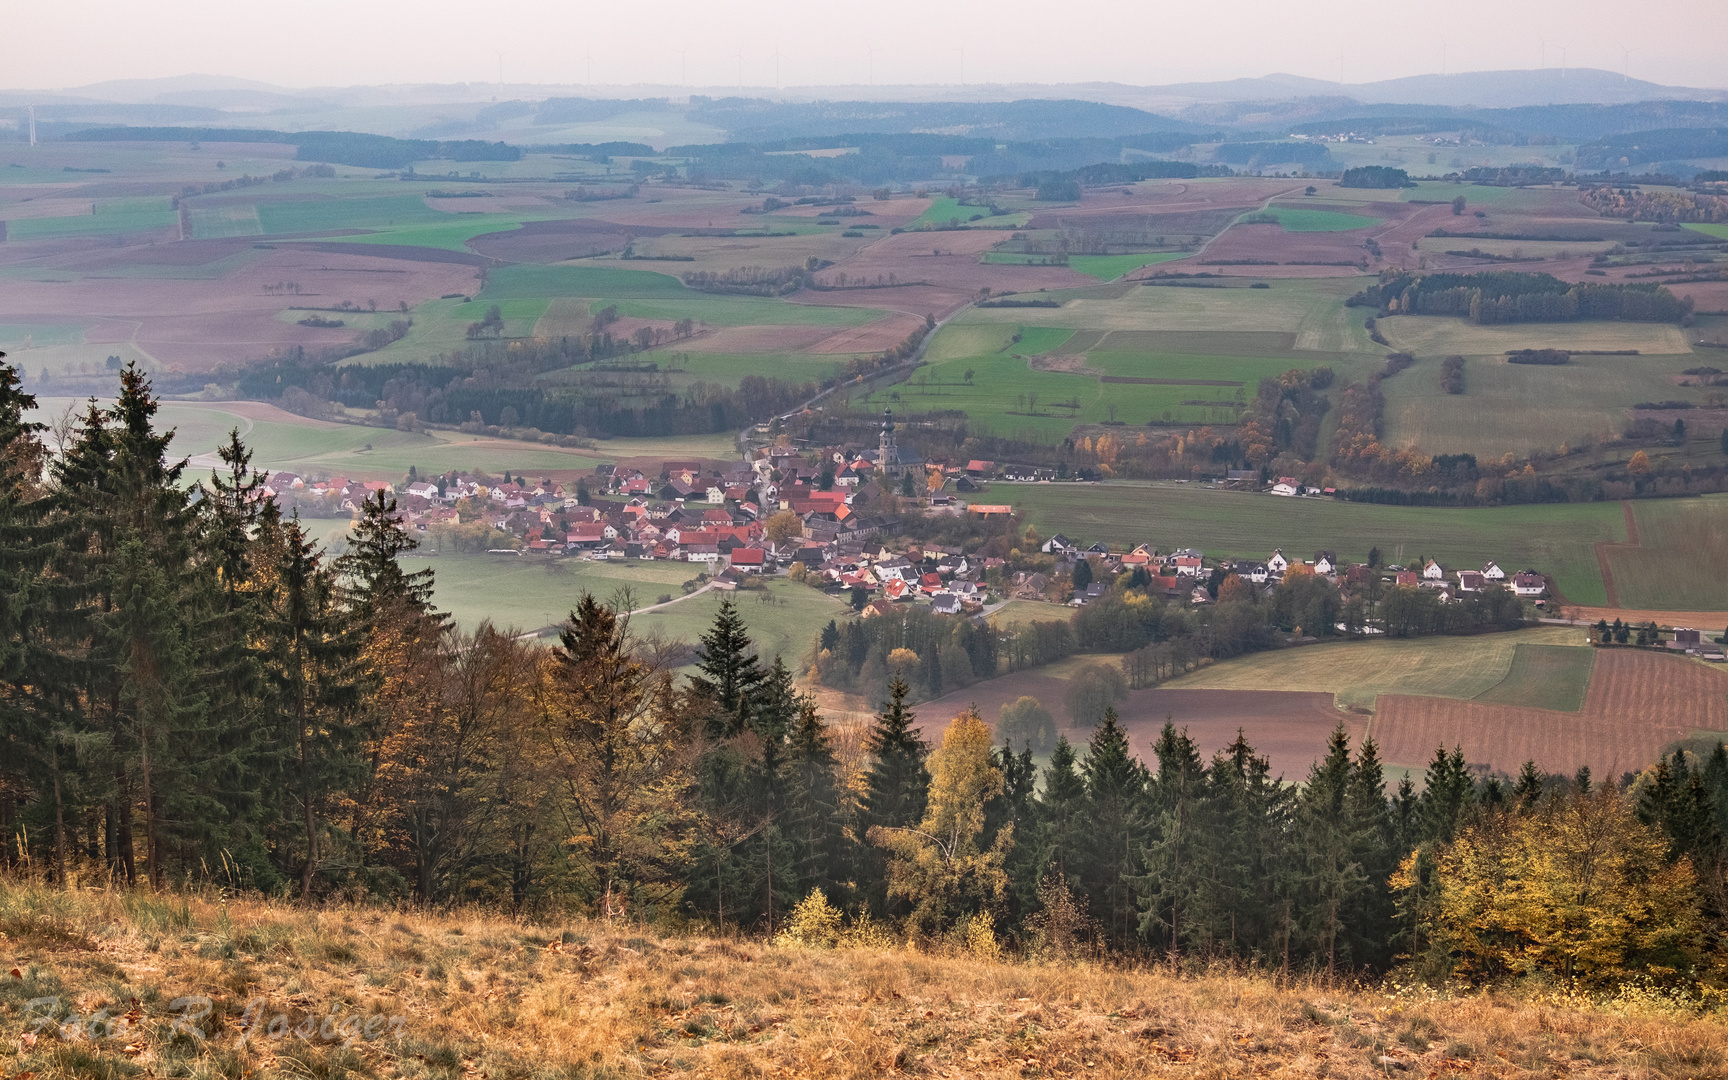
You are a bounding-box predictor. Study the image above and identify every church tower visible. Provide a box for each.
[878,407,898,476]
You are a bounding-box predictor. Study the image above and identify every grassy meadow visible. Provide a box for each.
[5,197,176,240]
[1066,252,1189,280]
[0,880,1722,1080]
[1379,347,1709,461]
[1166,625,1586,711]
[1254,206,1380,231]
[630,579,849,668]
[1606,495,1728,612]
[1473,643,1596,711]
[421,551,697,634]
[997,482,1624,604]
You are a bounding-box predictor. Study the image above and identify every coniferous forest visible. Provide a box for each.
[3,355,1726,986]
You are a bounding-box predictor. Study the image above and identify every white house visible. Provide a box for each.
[1482,561,1506,581]
[1423,559,1445,580]
[1457,570,1485,593]
[1236,561,1270,584]
[1270,478,1300,497]
[1313,550,1337,576]
[1267,549,1289,574]
[1512,570,1546,597]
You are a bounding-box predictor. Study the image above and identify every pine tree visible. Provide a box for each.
[0,355,75,879]
[861,676,930,831]
[1133,722,1208,957]
[336,489,438,621]
[690,598,766,738]
[1080,708,1149,950]
[1295,726,1370,973]
[859,675,930,914]
[55,364,207,887]
[254,513,361,899]
[783,696,849,908]
[1419,745,1475,843]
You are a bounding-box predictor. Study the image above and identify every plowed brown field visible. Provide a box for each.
[1372,648,1728,778]
[919,673,1362,779]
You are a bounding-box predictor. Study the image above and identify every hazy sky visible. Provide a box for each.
[13,0,1728,92]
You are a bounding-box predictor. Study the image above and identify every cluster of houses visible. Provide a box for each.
[1034,533,1548,608]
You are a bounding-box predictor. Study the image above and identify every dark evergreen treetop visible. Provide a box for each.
[690,598,767,738]
[861,675,930,831]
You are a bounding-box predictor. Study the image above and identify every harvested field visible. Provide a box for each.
[467,217,674,262]
[1372,648,1728,777]
[1378,314,1694,356]
[920,671,1361,779]
[805,312,927,353]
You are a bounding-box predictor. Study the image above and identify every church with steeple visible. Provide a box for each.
[874,407,922,478]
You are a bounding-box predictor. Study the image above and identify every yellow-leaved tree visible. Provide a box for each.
[868,708,1013,940]
[1393,789,1701,985]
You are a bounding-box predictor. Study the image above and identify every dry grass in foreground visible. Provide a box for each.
[0,885,1724,1079]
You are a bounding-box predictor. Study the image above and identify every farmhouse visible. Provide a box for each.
[1511,570,1546,597]
[1270,478,1301,497]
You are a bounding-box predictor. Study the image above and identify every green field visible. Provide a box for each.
[254,195,448,236]
[1167,625,1585,711]
[1394,183,1535,207]
[1253,206,1380,232]
[347,296,548,364]
[630,580,850,668]
[1686,224,1728,240]
[963,278,1380,354]
[1380,349,1707,460]
[1067,253,1189,280]
[0,322,88,347]
[877,329,1274,437]
[1472,643,1594,711]
[1000,481,1625,604]
[894,292,1379,437]
[904,198,1026,231]
[421,551,696,634]
[6,198,177,239]
[1605,495,1728,612]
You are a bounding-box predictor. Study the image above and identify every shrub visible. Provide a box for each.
[775,889,843,949]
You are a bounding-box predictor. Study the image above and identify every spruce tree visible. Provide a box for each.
[690,598,766,738]
[0,355,74,879]
[256,514,361,899]
[859,675,930,913]
[1133,722,1208,956]
[1294,726,1370,974]
[1080,708,1149,950]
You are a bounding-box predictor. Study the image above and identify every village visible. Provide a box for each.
[248,407,1567,635]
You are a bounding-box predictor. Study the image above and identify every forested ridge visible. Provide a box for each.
[0,354,1723,986]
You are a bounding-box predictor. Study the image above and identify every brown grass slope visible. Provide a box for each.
[1,883,1726,1079]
